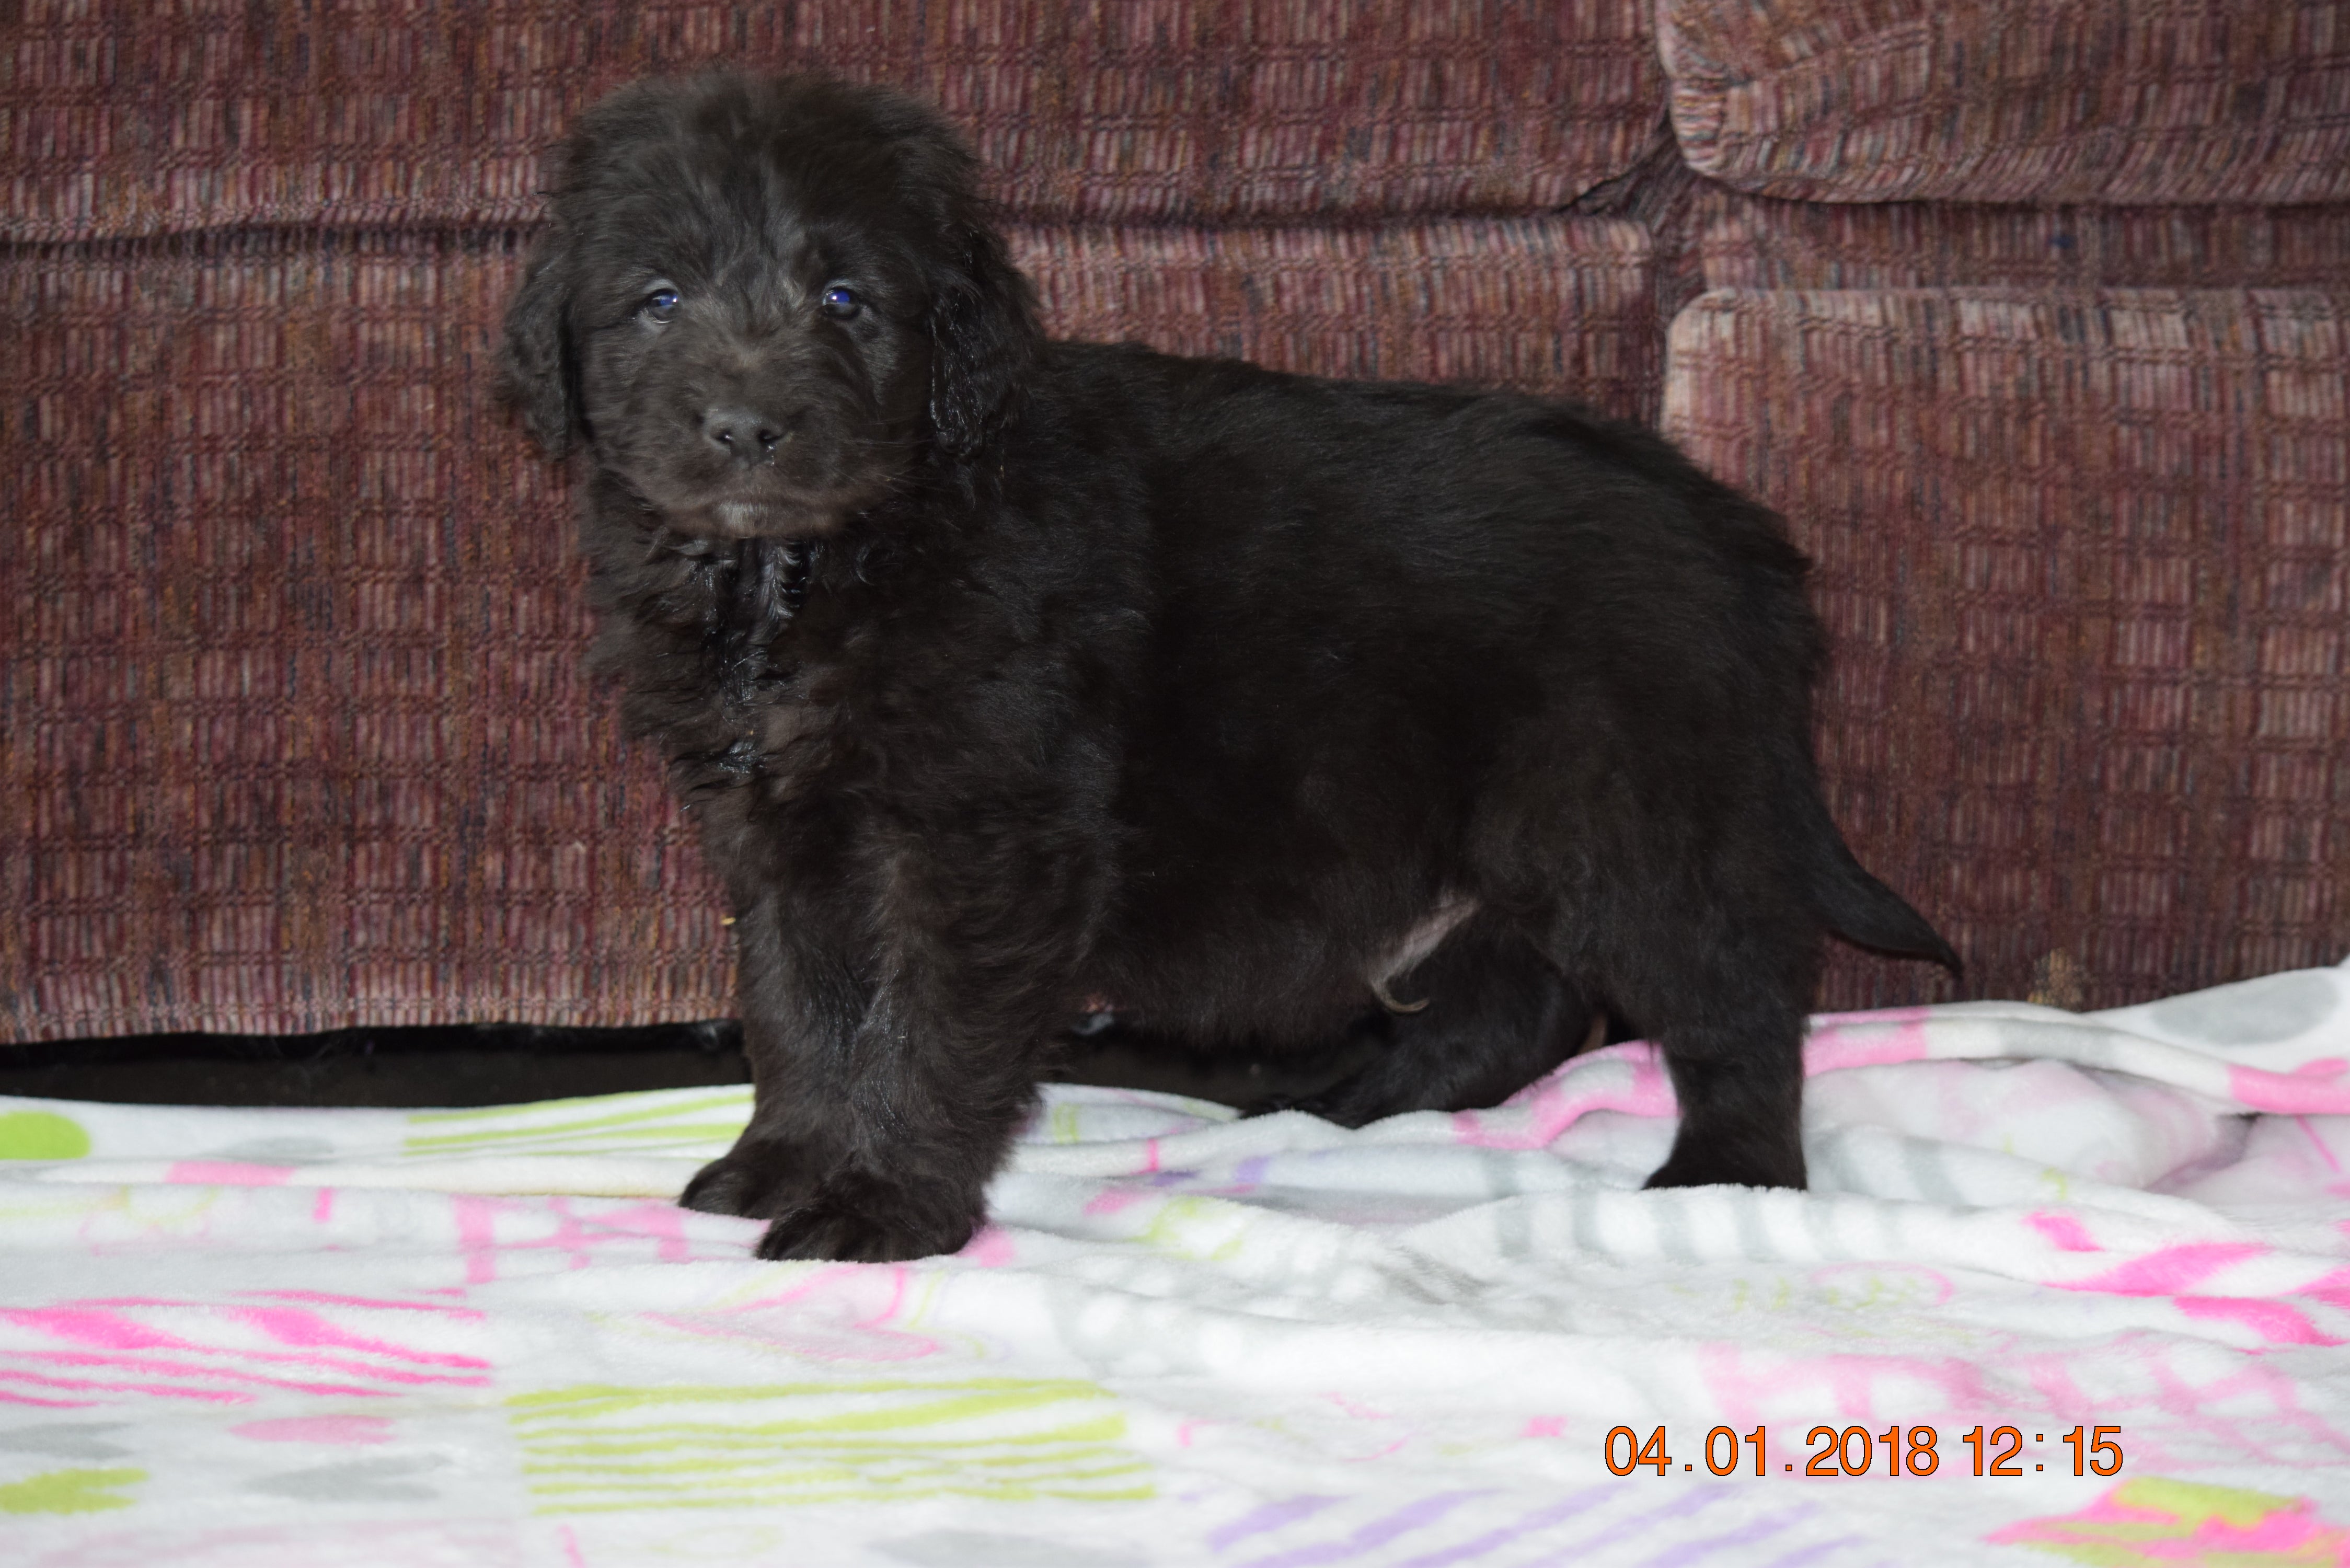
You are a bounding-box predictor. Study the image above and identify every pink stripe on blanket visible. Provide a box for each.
[2024,1212,2100,1253]
[2299,1266,2350,1310]
[1472,1006,1944,1148]
[1468,1045,1676,1146]
[2228,1059,2350,1114]
[232,1414,395,1444]
[2175,1296,2345,1346]
[1992,1483,2350,1559]
[1802,1017,1932,1073]
[165,1161,294,1185]
[3,1306,201,1351]
[179,1290,482,1319]
[226,1306,489,1369]
[2056,1242,2268,1297]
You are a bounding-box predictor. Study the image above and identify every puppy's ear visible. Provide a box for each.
[927,221,1042,459]
[497,227,583,457]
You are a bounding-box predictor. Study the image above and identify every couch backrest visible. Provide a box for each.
[1661,0,2350,205]
[6,0,1666,239]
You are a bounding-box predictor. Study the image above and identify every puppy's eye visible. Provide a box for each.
[640,287,681,323]
[819,284,862,319]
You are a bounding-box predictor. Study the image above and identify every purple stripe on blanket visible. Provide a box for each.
[1208,1496,1342,1552]
[1235,1490,1488,1567]
[1391,1488,1616,1567]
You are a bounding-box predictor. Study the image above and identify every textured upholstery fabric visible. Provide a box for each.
[1699,190,2350,293]
[1666,289,2350,1011]
[1661,0,2350,204]
[2,0,1664,239]
[1015,218,1660,416]
[9,0,2347,1044]
[0,217,1658,1042]
[0,231,701,1043]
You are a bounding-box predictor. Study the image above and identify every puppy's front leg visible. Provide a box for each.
[678,895,868,1229]
[685,880,1077,1263]
[760,993,1050,1262]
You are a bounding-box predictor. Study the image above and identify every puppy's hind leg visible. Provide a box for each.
[1640,1014,1808,1191]
[1547,898,1818,1192]
[1281,915,1598,1127]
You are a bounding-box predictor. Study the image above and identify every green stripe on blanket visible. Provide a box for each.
[509,1378,1149,1509]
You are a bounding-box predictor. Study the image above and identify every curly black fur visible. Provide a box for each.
[499,72,1959,1262]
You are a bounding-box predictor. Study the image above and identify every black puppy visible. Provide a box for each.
[499,73,1957,1263]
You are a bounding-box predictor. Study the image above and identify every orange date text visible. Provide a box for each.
[1601,1424,2124,1478]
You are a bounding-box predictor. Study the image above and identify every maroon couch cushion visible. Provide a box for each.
[0,216,1657,1042]
[1017,218,1662,419]
[2,230,715,1043]
[1698,191,2350,293]
[1660,0,2350,205]
[3,0,1664,240]
[1665,287,2350,1012]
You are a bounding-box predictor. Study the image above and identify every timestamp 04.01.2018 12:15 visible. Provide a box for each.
[1603,1424,2125,1480]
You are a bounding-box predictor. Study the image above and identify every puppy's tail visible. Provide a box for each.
[1806,823,1962,976]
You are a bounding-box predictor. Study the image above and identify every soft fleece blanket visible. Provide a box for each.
[4,966,2350,1567]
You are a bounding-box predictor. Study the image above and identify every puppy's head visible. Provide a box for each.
[499,73,1040,538]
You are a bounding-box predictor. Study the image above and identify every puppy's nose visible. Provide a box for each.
[700,406,791,464]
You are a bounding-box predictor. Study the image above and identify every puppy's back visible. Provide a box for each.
[1025,339,1819,737]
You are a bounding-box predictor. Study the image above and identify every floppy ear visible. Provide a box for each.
[497,227,583,457]
[926,221,1042,459]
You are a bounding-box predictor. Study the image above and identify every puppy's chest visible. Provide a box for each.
[678,577,1015,801]
[687,627,846,794]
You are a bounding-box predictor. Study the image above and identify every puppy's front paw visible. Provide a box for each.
[754,1175,980,1263]
[680,1143,825,1219]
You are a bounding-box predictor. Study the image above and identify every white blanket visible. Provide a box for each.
[4,966,2349,1565]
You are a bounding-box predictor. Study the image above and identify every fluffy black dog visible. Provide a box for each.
[499,72,1957,1263]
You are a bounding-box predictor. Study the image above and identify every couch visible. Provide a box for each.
[4,0,2346,1048]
